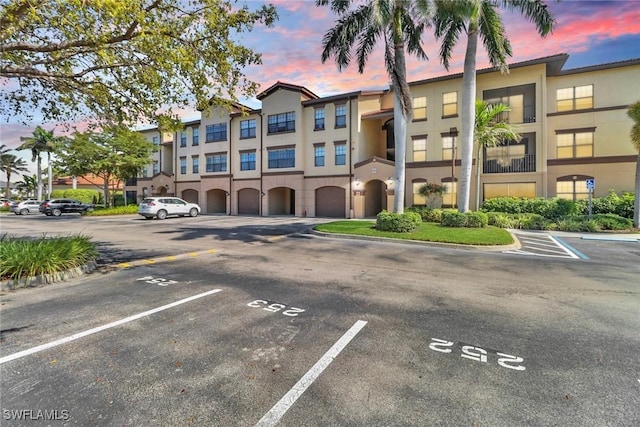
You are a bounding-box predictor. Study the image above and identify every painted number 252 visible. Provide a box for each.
[429,338,526,371]
[247,300,305,317]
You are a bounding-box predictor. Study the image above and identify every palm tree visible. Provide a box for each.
[0,152,29,198]
[627,100,640,228]
[18,126,58,201]
[432,0,554,212]
[474,100,520,209]
[15,174,38,199]
[316,0,429,213]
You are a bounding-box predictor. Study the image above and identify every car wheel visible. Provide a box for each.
[156,209,167,220]
[189,208,199,217]
[52,208,62,216]
[20,209,28,215]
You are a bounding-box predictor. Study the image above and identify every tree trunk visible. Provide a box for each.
[103,177,110,208]
[634,152,640,228]
[36,155,43,201]
[475,145,482,210]
[393,90,407,214]
[47,151,52,199]
[458,23,479,212]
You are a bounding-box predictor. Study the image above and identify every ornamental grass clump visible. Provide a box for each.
[0,234,98,281]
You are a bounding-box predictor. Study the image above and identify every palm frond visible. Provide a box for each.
[478,1,511,73]
[501,0,555,36]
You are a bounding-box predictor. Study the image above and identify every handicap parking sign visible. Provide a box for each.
[586,178,595,190]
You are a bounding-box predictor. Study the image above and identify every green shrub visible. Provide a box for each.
[486,212,517,228]
[575,190,635,219]
[60,189,99,204]
[0,234,98,281]
[556,218,600,232]
[465,211,488,228]
[568,214,632,230]
[440,211,467,227]
[376,210,422,232]
[50,189,65,198]
[440,211,488,228]
[88,205,139,216]
[482,197,578,220]
[407,206,446,223]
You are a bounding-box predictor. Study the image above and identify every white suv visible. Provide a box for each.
[138,197,201,220]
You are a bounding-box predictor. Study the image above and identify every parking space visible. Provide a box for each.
[505,230,587,259]
[1,216,638,425]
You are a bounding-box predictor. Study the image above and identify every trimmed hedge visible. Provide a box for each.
[482,192,635,220]
[441,211,488,228]
[407,206,449,223]
[50,189,99,204]
[376,210,422,232]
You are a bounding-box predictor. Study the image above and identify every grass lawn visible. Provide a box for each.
[315,220,514,246]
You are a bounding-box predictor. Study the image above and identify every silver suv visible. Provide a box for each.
[138,197,200,220]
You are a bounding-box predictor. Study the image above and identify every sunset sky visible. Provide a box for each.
[2,0,639,177]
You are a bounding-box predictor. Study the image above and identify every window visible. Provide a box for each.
[443,92,457,117]
[556,177,590,201]
[240,151,256,171]
[180,157,187,174]
[142,167,148,178]
[413,181,427,205]
[268,148,295,168]
[240,119,256,139]
[206,123,227,142]
[180,131,187,147]
[192,128,199,146]
[556,131,593,158]
[335,104,346,127]
[484,182,536,200]
[442,181,457,208]
[557,85,593,112]
[314,145,325,167]
[152,136,159,146]
[412,136,427,161]
[413,96,427,120]
[192,156,199,174]
[335,143,346,165]
[315,108,325,130]
[483,84,536,124]
[152,161,159,175]
[206,153,227,172]
[442,136,455,160]
[267,112,295,134]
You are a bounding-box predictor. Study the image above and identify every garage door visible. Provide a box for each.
[238,188,260,215]
[315,186,345,218]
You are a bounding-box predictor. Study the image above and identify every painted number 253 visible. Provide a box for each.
[247,300,305,317]
[429,338,526,371]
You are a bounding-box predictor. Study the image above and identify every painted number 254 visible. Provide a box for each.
[247,300,305,317]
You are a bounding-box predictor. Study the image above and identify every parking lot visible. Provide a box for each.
[1,214,639,426]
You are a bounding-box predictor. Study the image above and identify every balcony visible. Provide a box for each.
[484,154,536,174]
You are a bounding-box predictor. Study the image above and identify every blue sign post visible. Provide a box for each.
[586,179,595,218]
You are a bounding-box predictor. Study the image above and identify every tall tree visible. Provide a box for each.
[432,0,554,212]
[317,0,429,213]
[1,0,277,125]
[17,126,58,201]
[627,100,640,228]
[54,125,155,208]
[0,152,29,198]
[15,174,38,199]
[473,100,520,209]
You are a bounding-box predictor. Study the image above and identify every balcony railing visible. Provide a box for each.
[484,154,536,174]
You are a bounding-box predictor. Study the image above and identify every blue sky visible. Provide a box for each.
[2,0,639,177]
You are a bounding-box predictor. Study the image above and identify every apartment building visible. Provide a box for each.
[125,53,639,218]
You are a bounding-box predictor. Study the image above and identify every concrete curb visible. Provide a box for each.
[0,261,98,292]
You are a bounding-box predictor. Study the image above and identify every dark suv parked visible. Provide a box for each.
[39,199,95,216]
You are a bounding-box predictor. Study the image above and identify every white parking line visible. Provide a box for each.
[0,289,223,365]
[255,320,368,427]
